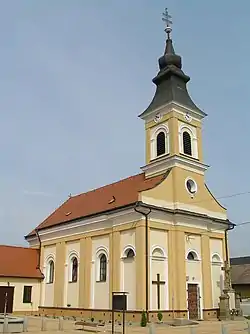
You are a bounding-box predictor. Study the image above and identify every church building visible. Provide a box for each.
[24,12,232,321]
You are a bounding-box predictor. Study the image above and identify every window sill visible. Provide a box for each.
[180,153,199,161]
[23,301,32,304]
[46,282,54,285]
[96,280,107,283]
[150,153,170,162]
[68,281,77,284]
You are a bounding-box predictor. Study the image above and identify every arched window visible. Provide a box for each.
[48,260,54,283]
[126,249,135,258]
[212,254,222,263]
[187,251,198,261]
[99,254,107,282]
[183,131,192,156]
[156,132,166,156]
[71,257,78,282]
[152,247,165,258]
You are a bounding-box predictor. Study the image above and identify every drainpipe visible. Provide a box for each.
[224,222,235,289]
[224,222,234,265]
[134,202,151,323]
[35,229,42,272]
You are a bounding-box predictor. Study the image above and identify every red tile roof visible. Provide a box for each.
[27,172,165,237]
[0,245,43,279]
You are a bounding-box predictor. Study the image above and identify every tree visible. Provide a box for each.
[141,310,147,327]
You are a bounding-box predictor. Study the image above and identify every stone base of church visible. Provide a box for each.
[202,308,219,320]
[35,307,220,322]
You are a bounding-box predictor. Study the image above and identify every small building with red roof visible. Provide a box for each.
[0,245,43,314]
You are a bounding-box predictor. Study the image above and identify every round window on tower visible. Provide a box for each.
[185,178,197,195]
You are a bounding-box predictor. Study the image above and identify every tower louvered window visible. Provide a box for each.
[156,131,166,156]
[183,131,192,156]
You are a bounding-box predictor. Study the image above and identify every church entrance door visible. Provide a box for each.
[187,284,199,319]
[0,286,14,313]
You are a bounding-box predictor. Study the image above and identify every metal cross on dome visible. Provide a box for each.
[162,8,173,38]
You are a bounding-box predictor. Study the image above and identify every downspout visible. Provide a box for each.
[224,223,234,265]
[35,229,44,278]
[224,222,235,289]
[134,202,151,323]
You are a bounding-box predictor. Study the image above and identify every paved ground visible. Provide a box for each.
[24,316,250,334]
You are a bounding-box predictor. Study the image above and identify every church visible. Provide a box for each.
[21,12,233,321]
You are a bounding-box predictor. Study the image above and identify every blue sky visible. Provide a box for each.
[0,1,249,257]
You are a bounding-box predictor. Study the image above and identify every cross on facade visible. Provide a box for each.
[152,273,165,310]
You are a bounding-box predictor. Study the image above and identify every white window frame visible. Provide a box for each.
[122,245,136,259]
[68,252,79,283]
[150,124,170,160]
[179,124,198,159]
[46,256,55,284]
[211,253,223,265]
[186,249,200,261]
[95,246,109,282]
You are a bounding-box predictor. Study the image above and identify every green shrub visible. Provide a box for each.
[140,310,147,327]
[91,317,94,322]
[157,312,163,322]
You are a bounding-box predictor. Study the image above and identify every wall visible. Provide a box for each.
[150,228,168,310]
[65,240,80,308]
[35,206,225,316]
[185,234,203,317]
[0,277,41,312]
[120,229,136,310]
[210,238,223,308]
[41,244,56,307]
[91,235,109,309]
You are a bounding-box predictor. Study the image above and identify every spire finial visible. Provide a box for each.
[162,8,172,39]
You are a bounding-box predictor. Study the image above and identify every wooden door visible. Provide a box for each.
[0,286,14,313]
[187,284,199,319]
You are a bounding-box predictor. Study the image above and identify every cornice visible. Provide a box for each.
[140,101,206,124]
[27,201,229,247]
[141,154,209,178]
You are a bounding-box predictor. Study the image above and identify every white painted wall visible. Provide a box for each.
[120,230,136,310]
[185,234,203,318]
[0,277,41,312]
[150,229,168,311]
[42,245,56,307]
[210,238,223,308]
[91,235,109,309]
[65,241,80,307]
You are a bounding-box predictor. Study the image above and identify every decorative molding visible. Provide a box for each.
[178,122,198,159]
[185,177,198,197]
[150,123,170,160]
[95,246,109,260]
[211,252,223,263]
[140,101,206,123]
[151,245,167,258]
[121,245,136,258]
[148,155,206,177]
[186,249,201,261]
[141,154,209,178]
[27,202,227,247]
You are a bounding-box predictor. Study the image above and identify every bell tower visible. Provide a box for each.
[139,9,208,179]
